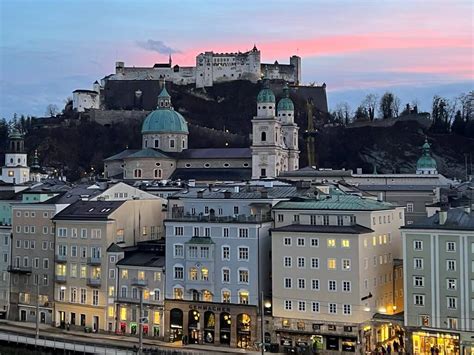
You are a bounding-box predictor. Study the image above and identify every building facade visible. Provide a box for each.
[270,194,405,353]
[52,199,165,332]
[402,208,474,354]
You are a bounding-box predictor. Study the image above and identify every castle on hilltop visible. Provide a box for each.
[73,45,301,112]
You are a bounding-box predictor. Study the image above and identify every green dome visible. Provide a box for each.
[257,88,275,103]
[277,85,294,111]
[416,139,437,170]
[141,109,188,134]
[8,128,23,140]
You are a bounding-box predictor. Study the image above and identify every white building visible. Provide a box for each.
[72,84,100,112]
[270,193,405,353]
[1,129,29,185]
[251,82,299,179]
[401,207,474,354]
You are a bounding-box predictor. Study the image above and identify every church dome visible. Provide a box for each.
[141,110,188,134]
[277,84,294,111]
[141,85,189,134]
[257,80,275,103]
[416,139,437,170]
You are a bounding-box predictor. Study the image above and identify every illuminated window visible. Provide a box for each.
[153,311,161,324]
[108,286,115,297]
[7,171,14,177]
[341,240,350,248]
[327,239,336,248]
[222,290,231,303]
[372,236,377,246]
[189,267,198,281]
[201,268,209,281]
[108,306,115,317]
[203,290,212,302]
[327,258,336,270]
[120,307,127,321]
[239,290,249,304]
[121,269,128,279]
[138,271,145,280]
[173,287,183,300]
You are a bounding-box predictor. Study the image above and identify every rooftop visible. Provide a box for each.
[402,207,474,231]
[177,148,251,159]
[170,168,251,182]
[116,252,165,268]
[53,200,125,220]
[167,213,272,224]
[273,195,395,211]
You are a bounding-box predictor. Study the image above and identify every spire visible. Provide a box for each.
[283,83,290,98]
[31,150,40,170]
[157,79,172,109]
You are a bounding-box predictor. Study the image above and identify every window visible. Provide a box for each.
[343,304,352,315]
[414,276,424,287]
[284,256,292,268]
[329,303,337,314]
[342,281,351,292]
[188,246,198,258]
[238,228,248,238]
[298,301,306,312]
[189,267,198,281]
[341,239,350,248]
[57,228,67,238]
[277,214,284,222]
[446,242,456,252]
[447,297,457,309]
[413,240,423,251]
[328,280,337,291]
[447,260,456,271]
[91,229,101,239]
[174,244,184,258]
[414,294,425,306]
[223,228,229,237]
[174,266,184,280]
[284,300,292,310]
[414,258,424,270]
[80,266,87,278]
[337,215,344,226]
[71,228,77,238]
[297,257,305,268]
[261,131,267,142]
[239,269,249,284]
[239,291,249,304]
[284,278,292,288]
[327,258,336,270]
[92,290,99,306]
[109,269,115,279]
[297,238,305,246]
[42,241,48,250]
[407,203,414,213]
[80,229,87,239]
[43,258,49,269]
[323,215,329,225]
[298,278,306,289]
[222,246,230,260]
[342,259,351,270]
[311,258,319,269]
[311,279,320,290]
[327,239,336,247]
[169,139,175,148]
[310,215,317,225]
[222,269,230,283]
[80,289,87,304]
[222,290,231,303]
[311,238,319,247]
[447,318,458,330]
[173,287,183,300]
[447,279,457,290]
[200,246,209,259]
[284,237,291,246]
[293,214,300,223]
[70,288,77,303]
[233,206,239,215]
[238,247,249,261]
[312,302,320,313]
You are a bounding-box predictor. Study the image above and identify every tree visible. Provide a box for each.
[354,105,369,121]
[362,94,378,121]
[331,102,352,125]
[430,96,451,133]
[451,110,466,135]
[46,104,59,117]
[378,92,400,119]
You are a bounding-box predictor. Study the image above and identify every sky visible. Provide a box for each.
[0,0,472,118]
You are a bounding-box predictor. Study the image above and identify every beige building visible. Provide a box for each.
[402,207,474,355]
[270,194,405,353]
[52,199,165,331]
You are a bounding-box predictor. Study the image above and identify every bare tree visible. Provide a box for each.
[393,96,401,117]
[46,104,59,117]
[332,102,352,125]
[362,94,378,121]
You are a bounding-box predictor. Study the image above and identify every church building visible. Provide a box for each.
[104,81,300,181]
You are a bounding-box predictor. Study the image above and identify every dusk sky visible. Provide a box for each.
[0,0,472,119]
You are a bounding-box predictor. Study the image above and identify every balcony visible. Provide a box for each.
[55,254,67,263]
[87,257,101,266]
[55,275,67,283]
[86,278,101,287]
[7,265,32,274]
[131,278,148,287]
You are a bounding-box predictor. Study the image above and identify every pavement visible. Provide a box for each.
[0,320,263,354]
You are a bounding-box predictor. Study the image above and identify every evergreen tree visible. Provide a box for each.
[451,110,466,135]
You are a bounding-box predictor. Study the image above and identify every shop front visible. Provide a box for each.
[164,300,257,348]
[412,330,460,355]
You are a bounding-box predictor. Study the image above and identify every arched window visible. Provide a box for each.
[261,131,266,142]
[133,169,142,178]
[154,139,159,148]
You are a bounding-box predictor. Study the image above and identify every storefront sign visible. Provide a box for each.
[189,304,231,312]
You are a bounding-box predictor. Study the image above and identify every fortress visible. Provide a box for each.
[73,46,301,112]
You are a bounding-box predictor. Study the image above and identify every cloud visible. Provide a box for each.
[136,40,181,54]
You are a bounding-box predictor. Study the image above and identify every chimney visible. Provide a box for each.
[439,210,448,225]
[197,190,204,199]
[260,189,268,199]
[377,192,384,202]
[208,183,213,191]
